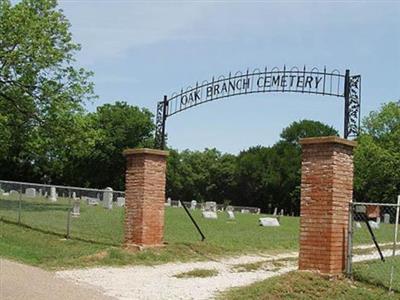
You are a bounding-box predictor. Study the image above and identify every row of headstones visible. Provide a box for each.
[355,213,392,230]
[0,187,57,201]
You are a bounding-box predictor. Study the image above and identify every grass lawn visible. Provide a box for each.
[219,271,399,300]
[0,195,398,270]
[353,256,400,293]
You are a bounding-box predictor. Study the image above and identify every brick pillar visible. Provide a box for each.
[123,148,169,249]
[299,136,356,276]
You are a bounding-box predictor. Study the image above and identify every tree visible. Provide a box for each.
[0,0,96,182]
[63,102,154,189]
[354,101,400,203]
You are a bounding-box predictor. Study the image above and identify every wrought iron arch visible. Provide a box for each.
[154,65,361,149]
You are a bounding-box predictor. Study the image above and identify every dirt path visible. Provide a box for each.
[0,258,114,300]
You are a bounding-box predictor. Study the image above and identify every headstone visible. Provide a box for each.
[71,200,80,217]
[178,200,182,208]
[190,200,197,210]
[280,209,284,216]
[368,220,379,229]
[86,197,99,206]
[376,216,381,224]
[72,191,76,199]
[241,209,250,213]
[384,213,390,224]
[117,197,125,207]
[38,189,42,197]
[273,207,278,216]
[256,208,261,214]
[226,205,234,212]
[44,191,48,198]
[25,188,36,198]
[355,222,362,229]
[165,197,171,207]
[202,211,218,219]
[9,190,19,198]
[205,201,217,212]
[227,210,235,219]
[259,217,280,227]
[103,187,113,209]
[49,186,57,202]
[0,188,4,195]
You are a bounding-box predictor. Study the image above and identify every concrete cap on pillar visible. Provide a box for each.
[299,136,357,148]
[123,148,169,157]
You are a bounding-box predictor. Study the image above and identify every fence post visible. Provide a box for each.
[18,184,22,224]
[66,189,72,239]
[346,202,354,277]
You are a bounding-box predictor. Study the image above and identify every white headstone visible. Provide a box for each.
[87,197,99,206]
[71,200,80,217]
[257,208,261,214]
[117,197,125,207]
[103,187,113,209]
[226,205,234,212]
[355,222,362,229]
[49,186,57,202]
[280,209,284,216]
[227,210,235,219]
[202,211,218,219]
[273,207,278,216]
[190,200,197,210]
[205,201,217,212]
[241,209,250,213]
[0,188,4,195]
[72,191,76,199]
[165,197,171,207]
[368,220,379,229]
[259,217,280,227]
[10,190,19,198]
[384,213,390,224]
[25,188,36,197]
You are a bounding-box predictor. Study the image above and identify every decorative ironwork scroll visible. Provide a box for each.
[154,66,361,149]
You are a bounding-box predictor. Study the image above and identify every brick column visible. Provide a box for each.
[123,148,169,249]
[299,136,356,276]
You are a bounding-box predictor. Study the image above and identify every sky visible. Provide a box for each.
[55,0,399,154]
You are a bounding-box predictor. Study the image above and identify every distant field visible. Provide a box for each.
[0,195,397,269]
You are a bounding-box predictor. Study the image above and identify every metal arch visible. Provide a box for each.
[154,66,361,149]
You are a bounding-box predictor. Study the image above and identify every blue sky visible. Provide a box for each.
[57,0,399,153]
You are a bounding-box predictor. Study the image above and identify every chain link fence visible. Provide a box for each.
[348,198,400,293]
[0,180,125,245]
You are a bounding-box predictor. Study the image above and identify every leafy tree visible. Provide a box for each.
[354,101,400,203]
[64,101,154,189]
[0,0,96,182]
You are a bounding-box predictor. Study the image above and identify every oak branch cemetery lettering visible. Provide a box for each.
[180,74,324,106]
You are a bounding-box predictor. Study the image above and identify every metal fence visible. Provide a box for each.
[348,198,400,293]
[0,180,125,245]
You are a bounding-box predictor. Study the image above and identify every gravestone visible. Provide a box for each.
[241,209,249,213]
[25,188,36,198]
[355,222,362,229]
[9,190,19,198]
[71,200,80,217]
[86,197,99,206]
[226,205,234,212]
[256,208,261,214]
[384,213,390,224]
[259,217,280,227]
[0,188,4,195]
[178,200,182,208]
[165,197,171,207]
[38,189,42,197]
[190,200,197,210]
[376,216,381,224]
[205,201,217,212]
[49,186,57,202]
[202,211,218,219]
[273,207,278,216]
[117,197,125,207]
[227,210,235,219]
[103,187,113,209]
[368,220,379,229]
[280,209,284,216]
[72,191,76,199]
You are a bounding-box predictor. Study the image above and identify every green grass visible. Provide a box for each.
[1,195,398,271]
[174,268,219,278]
[353,256,400,292]
[219,271,399,300]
